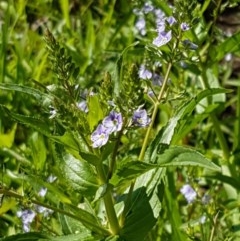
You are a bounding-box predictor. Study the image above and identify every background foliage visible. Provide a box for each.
[1,0,240,240]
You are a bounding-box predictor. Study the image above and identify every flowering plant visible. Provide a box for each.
[0,0,240,240]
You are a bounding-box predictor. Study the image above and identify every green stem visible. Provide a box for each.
[139,62,172,161]
[96,163,120,235]
[209,212,219,241]
[107,128,123,180]
[120,62,173,226]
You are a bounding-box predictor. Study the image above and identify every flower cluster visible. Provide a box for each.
[133,1,155,36]
[17,175,57,232]
[17,209,36,232]
[91,109,151,148]
[132,109,151,127]
[36,175,57,217]
[91,111,123,148]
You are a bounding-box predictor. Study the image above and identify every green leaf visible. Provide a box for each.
[79,151,99,166]
[156,146,221,171]
[29,132,47,171]
[0,123,17,148]
[120,168,165,241]
[53,131,80,151]
[205,173,240,189]
[0,105,81,151]
[41,232,101,241]
[0,232,49,241]
[120,187,158,241]
[111,146,220,187]
[211,31,240,62]
[162,88,230,145]
[0,105,53,136]
[57,203,101,237]
[0,83,53,103]
[87,94,104,131]
[62,202,107,236]
[110,161,157,186]
[55,145,99,197]
[145,88,231,164]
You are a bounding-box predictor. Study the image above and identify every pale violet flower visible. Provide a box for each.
[102,111,123,134]
[35,205,54,218]
[77,100,89,113]
[181,22,190,31]
[153,31,172,47]
[91,124,109,148]
[38,187,47,197]
[180,184,197,204]
[135,17,146,36]
[167,16,176,26]
[156,20,165,33]
[132,109,151,127]
[38,174,57,198]
[17,209,36,232]
[152,73,163,86]
[155,9,166,32]
[139,65,152,80]
[143,2,154,13]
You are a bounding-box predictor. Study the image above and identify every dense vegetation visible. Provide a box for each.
[1,0,240,240]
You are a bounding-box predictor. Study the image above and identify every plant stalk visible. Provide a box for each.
[96,163,120,235]
[139,62,172,161]
[120,62,173,226]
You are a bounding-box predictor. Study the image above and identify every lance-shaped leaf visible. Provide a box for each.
[144,88,231,164]
[120,168,165,241]
[0,232,49,241]
[156,145,221,171]
[0,83,54,103]
[111,146,220,187]
[54,144,99,197]
[210,30,240,62]
[0,105,80,151]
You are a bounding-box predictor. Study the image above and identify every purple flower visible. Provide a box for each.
[35,205,54,217]
[91,124,109,148]
[102,111,123,134]
[135,17,146,36]
[167,16,176,26]
[139,65,152,80]
[152,73,163,86]
[132,109,151,127]
[17,209,36,232]
[180,184,197,204]
[143,2,154,13]
[181,22,190,31]
[153,30,172,47]
[155,9,166,32]
[77,100,89,113]
[38,175,57,198]
[38,187,47,197]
